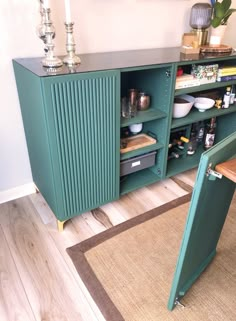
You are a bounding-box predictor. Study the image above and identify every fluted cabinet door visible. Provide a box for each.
[42,70,120,221]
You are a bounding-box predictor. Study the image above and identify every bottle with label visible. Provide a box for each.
[230,85,235,105]
[222,87,231,108]
[196,121,205,146]
[187,127,197,155]
[204,117,216,150]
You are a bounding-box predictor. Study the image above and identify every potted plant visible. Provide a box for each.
[211,0,236,27]
[209,0,236,45]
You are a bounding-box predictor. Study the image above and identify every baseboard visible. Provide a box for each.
[0,183,36,204]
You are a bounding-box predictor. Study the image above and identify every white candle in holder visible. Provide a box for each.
[43,0,49,8]
[65,0,72,23]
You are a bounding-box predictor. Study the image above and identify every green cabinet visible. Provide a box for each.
[13,62,120,221]
[13,48,236,223]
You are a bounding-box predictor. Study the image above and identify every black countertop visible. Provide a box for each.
[13,46,236,77]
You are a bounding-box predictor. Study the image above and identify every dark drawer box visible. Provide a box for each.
[120,151,157,177]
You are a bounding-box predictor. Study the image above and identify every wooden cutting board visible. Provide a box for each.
[120,133,157,154]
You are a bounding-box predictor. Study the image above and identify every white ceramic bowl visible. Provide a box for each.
[129,123,143,134]
[173,94,195,118]
[194,97,215,112]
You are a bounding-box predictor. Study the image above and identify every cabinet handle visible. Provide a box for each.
[166,70,171,78]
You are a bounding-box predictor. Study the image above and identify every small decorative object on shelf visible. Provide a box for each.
[222,86,231,108]
[37,0,63,68]
[189,2,212,46]
[63,0,81,65]
[137,92,150,110]
[180,33,200,55]
[191,64,218,84]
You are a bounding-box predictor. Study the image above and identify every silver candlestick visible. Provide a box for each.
[63,22,81,65]
[36,0,55,44]
[40,8,62,68]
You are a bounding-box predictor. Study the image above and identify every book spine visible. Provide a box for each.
[217,75,236,82]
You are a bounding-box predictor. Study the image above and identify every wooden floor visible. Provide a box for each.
[0,170,197,321]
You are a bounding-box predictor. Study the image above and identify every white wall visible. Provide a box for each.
[1,0,236,201]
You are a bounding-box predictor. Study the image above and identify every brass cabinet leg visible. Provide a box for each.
[57,220,67,232]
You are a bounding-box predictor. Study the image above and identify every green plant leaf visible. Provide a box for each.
[221,0,231,14]
[211,16,222,27]
[214,2,225,19]
[222,8,236,23]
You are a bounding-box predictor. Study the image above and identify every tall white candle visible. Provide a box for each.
[43,0,49,8]
[65,0,72,23]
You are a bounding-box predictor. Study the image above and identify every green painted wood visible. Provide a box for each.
[120,168,161,195]
[41,70,120,220]
[216,112,236,142]
[168,131,236,310]
[166,147,204,178]
[13,61,58,215]
[121,109,166,128]
[175,80,236,96]
[171,105,236,129]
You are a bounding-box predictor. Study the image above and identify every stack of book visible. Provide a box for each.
[217,66,236,82]
[175,74,200,89]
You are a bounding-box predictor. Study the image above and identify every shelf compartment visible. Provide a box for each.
[171,105,236,129]
[120,142,163,161]
[120,168,161,195]
[121,108,167,128]
[120,133,156,154]
[166,146,203,177]
[175,80,236,96]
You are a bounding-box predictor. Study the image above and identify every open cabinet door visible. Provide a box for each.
[168,131,236,310]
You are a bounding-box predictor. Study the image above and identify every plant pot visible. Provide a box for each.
[209,25,227,46]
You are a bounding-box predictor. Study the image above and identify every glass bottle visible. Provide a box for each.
[196,121,205,146]
[187,128,197,155]
[204,117,216,150]
[222,87,231,109]
[230,85,235,105]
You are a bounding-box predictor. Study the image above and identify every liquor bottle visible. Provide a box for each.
[196,121,205,145]
[204,117,216,150]
[187,127,197,155]
[230,85,235,105]
[169,135,189,150]
[222,87,231,108]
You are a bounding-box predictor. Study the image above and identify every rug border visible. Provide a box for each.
[67,193,191,321]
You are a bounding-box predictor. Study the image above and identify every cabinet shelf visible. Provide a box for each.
[121,108,167,128]
[166,147,204,177]
[175,80,236,96]
[120,168,161,195]
[120,142,163,161]
[171,105,236,129]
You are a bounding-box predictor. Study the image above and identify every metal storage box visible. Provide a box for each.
[120,151,157,177]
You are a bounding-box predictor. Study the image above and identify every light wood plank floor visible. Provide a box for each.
[0,170,197,321]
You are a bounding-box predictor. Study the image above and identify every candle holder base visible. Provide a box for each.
[42,56,63,68]
[63,54,81,66]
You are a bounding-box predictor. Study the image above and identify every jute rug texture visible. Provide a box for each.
[67,194,236,321]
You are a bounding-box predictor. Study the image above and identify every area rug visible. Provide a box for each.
[67,193,236,321]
